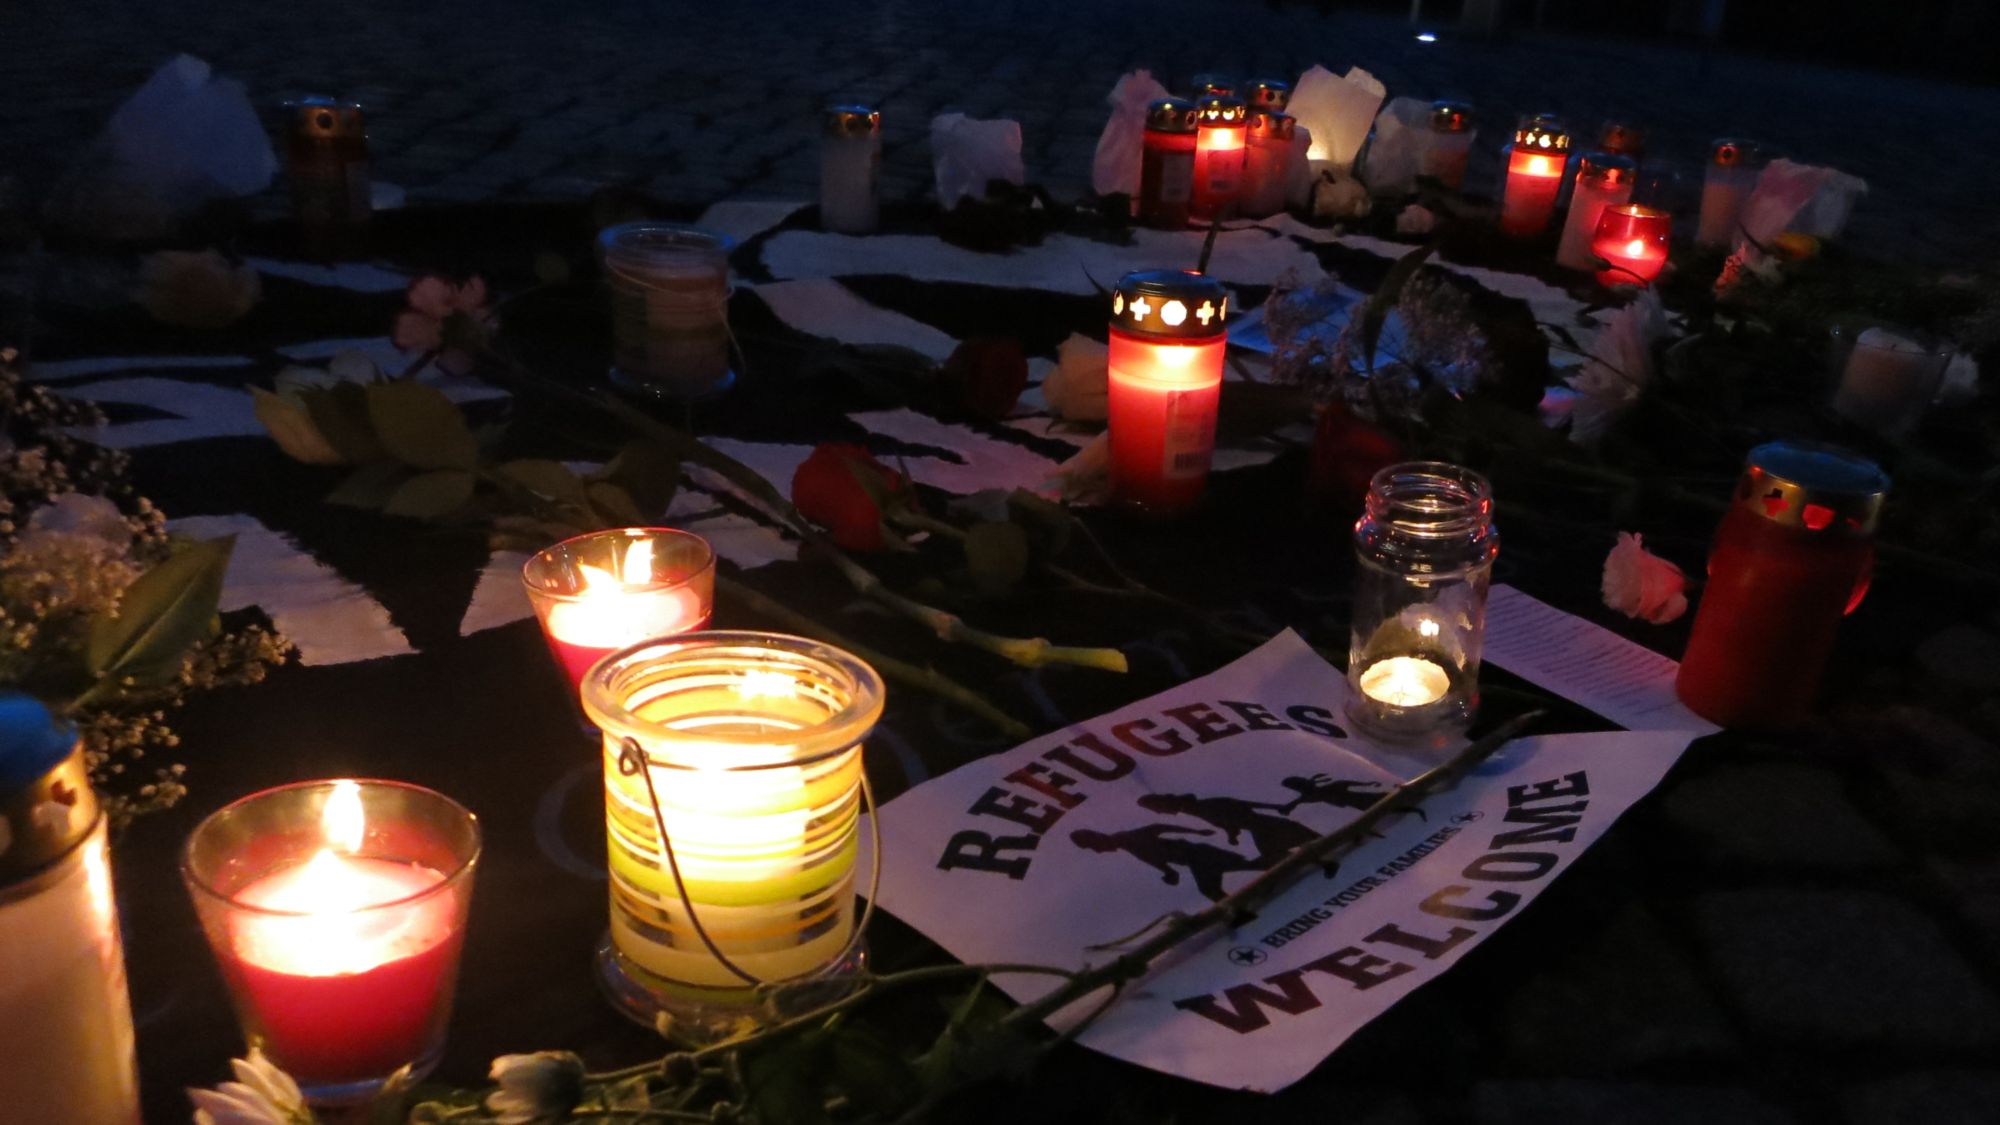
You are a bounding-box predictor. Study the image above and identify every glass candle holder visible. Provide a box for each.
[1555,153,1635,271]
[1500,115,1570,238]
[1590,203,1671,287]
[1829,325,1949,438]
[1347,463,1499,745]
[284,97,370,255]
[601,222,736,399]
[523,527,717,695]
[1676,442,1888,729]
[1107,270,1229,515]
[1240,112,1295,219]
[1137,98,1198,230]
[582,632,883,1038]
[1191,95,1249,224]
[182,779,480,1104]
[820,104,881,235]
[0,696,140,1123]
[1420,101,1475,190]
[1697,139,1758,248]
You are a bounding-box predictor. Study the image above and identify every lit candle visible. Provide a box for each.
[183,779,480,1100]
[583,633,883,1036]
[1555,153,1635,271]
[1106,270,1229,515]
[1696,139,1757,248]
[1190,95,1248,224]
[1499,115,1570,238]
[1239,111,1295,219]
[1419,101,1475,191]
[1358,655,1451,707]
[1590,203,1671,286]
[524,528,717,694]
[819,105,881,235]
[1136,98,1198,230]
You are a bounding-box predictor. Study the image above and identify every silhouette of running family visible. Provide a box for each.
[1069,773,1424,902]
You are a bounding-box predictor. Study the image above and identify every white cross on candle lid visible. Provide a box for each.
[1110,270,1230,340]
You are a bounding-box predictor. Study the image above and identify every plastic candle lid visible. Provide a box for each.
[1110,270,1230,339]
[1245,79,1291,114]
[1194,95,1248,128]
[0,692,93,882]
[824,104,881,138]
[1248,113,1296,141]
[1144,98,1198,135]
[1738,441,1890,534]
[1576,152,1636,187]
[1430,101,1474,133]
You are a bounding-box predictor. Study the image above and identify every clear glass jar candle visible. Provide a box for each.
[1556,152,1635,272]
[1500,114,1570,238]
[1190,95,1249,225]
[1240,112,1295,219]
[1137,98,1198,230]
[1107,270,1230,515]
[1420,101,1475,191]
[1347,463,1499,744]
[583,632,883,1038]
[820,104,881,235]
[600,222,736,399]
[1696,139,1758,248]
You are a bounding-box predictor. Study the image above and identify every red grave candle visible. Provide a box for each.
[1590,203,1671,287]
[1107,270,1229,514]
[1137,98,1197,230]
[523,528,716,694]
[1499,115,1570,238]
[1676,442,1888,729]
[1190,95,1248,225]
[183,780,480,1103]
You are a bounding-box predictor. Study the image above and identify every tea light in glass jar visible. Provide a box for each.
[1500,115,1570,238]
[523,528,717,694]
[1590,203,1671,286]
[1107,270,1229,515]
[1358,655,1452,708]
[820,105,881,235]
[1190,95,1249,224]
[1555,153,1635,272]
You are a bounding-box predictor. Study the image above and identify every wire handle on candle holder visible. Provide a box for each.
[602,262,752,387]
[616,736,882,989]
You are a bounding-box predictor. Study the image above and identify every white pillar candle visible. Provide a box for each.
[1556,154,1635,271]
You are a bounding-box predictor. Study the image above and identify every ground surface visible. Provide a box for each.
[6,0,2000,267]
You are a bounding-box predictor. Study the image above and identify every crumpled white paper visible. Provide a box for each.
[1566,290,1668,448]
[1091,71,1172,198]
[1288,65,1385,175]
[931,114,1025,208]
[48,55,277,239]
[1738,159,1867,245]
[1358,97,1434,197]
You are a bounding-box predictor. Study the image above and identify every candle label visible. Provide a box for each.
[1161,390,1215,479]
[1158,152,1193,202]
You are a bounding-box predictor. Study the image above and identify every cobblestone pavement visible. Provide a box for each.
[7,0,2000,267]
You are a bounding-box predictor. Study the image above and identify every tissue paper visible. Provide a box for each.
[1092,71,1173,198]
[932,113,1026,208]
[1288,65,1386,175]
[1738,159,1867,246]
[1358,97,1434,197]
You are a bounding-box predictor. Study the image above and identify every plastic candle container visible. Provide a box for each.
[1590,203,1671,286]
[1499,115,1571,238]
[183,780,480,1104]
[523,527,717,694]
[284,97,370,255]
[1677,443,1888,729]
[819,104,881,235]
[1346,463,1499,745]
[583,632,882,1038]
[1420,101,1475,190]
[1107,270,1230,515]
[1137,98,1198,229]
[1190,95,1249,224]
[1697,139,1758,248]
[1240,112,1295,219]
[0,696,141,1124]
[1556,153,1636,272]
[600,222,736,399]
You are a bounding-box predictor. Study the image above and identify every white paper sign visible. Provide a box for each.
[871,631,1697,1091]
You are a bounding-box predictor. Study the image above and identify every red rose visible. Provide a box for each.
[942,337,1027,421]
[1306,401,1403,513]
[790,443,910,551]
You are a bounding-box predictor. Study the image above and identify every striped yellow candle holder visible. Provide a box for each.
[581,632,882,1037]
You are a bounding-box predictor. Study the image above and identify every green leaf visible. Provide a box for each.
[305,382,387,463]
[586,481,648,526]
[366,382,478,470]
[251,387,345,465]
[1358,241,1436,374]
[498,459,588,506]
[325,462,408,509]
[383,469,475,519]
[599,441,681,517]
[828,1027,920,1117]
[1005,488,1073,558]
[964,521,1030,595]
[85,535,235,688]
[917,978,1036,1093]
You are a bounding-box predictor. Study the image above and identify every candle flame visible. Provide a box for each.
[323,779,365,854]
[1417,618,1441,638]
[735,669,800,700]
[1623,238,1649,257]
[578,535,656,594]
[1526,154,1557,177]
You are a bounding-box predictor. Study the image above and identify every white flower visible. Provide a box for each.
[273,350,383,397]
[487,1051,586,1124]
[1046,432,1110,505]
[25,492,132,548]
[1567,290,1667,448]
[1940,350,1981,405]
[1602,532,1688,624]
[1309,171,1372,221]
[1394,204,1437,235]
[138,250,261,331]
[1042,333,1108,422]
[188,1048,310,1125]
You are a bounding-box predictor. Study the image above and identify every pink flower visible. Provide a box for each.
[391,276,493,375]
[1602,532,1688,624]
